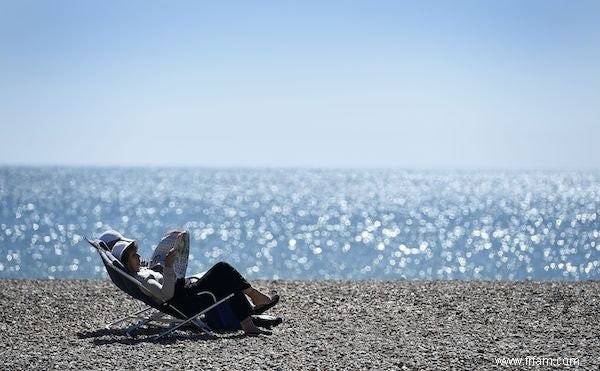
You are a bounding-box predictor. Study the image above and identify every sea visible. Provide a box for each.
[0,167,598,280]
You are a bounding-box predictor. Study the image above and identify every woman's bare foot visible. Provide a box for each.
[243,287,273,306]
[240,317,272,336]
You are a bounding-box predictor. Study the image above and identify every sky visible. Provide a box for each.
[0,0,599,169]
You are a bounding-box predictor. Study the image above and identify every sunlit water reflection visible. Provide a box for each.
[0,167,598,280]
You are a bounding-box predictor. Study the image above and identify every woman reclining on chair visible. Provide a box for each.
[103,232,279,336]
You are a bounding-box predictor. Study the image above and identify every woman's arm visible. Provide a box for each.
[134,247,176,301]
[142,267,176,301]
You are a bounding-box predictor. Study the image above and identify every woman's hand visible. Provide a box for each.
[165,248,177,267]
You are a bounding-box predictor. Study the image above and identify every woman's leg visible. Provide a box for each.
[185,261,251,296]
[175,261,274,334]
[183,262,275,307]
[180,261,254,322]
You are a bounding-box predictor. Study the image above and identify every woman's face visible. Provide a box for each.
[125,247,141,272]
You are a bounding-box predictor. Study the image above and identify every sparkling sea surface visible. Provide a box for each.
[0,167,598,280]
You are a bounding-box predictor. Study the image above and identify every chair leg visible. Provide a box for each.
[190,318,212,333]
[105,306,153,329]
[125,311,167,338]
[155,293,234,340]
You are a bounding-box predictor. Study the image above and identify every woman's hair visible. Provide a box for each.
[120,245,136,268]
[120,249,130,267]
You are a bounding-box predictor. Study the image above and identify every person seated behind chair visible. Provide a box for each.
[98,230,128,250]
[110,238,279,335]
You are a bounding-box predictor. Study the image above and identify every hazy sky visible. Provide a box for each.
[1,0,598,169]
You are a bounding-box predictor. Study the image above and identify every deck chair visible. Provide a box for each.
[85,237,234,340]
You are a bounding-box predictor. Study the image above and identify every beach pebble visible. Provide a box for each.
[1,280,598,369]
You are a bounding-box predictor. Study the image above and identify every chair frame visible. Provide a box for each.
[86,237,234,340]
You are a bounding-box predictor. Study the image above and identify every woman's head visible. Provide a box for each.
[112,240,141,272]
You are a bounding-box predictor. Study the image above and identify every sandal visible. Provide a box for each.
[252,314,283,329]
[253,294,280,315]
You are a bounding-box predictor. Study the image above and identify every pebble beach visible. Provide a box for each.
[1,280,599,370]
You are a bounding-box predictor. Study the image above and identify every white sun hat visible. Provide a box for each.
[111,240,138,262]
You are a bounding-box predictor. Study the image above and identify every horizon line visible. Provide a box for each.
[1,163,599,172]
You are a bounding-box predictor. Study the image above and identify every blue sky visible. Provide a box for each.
[0,0,598,168]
